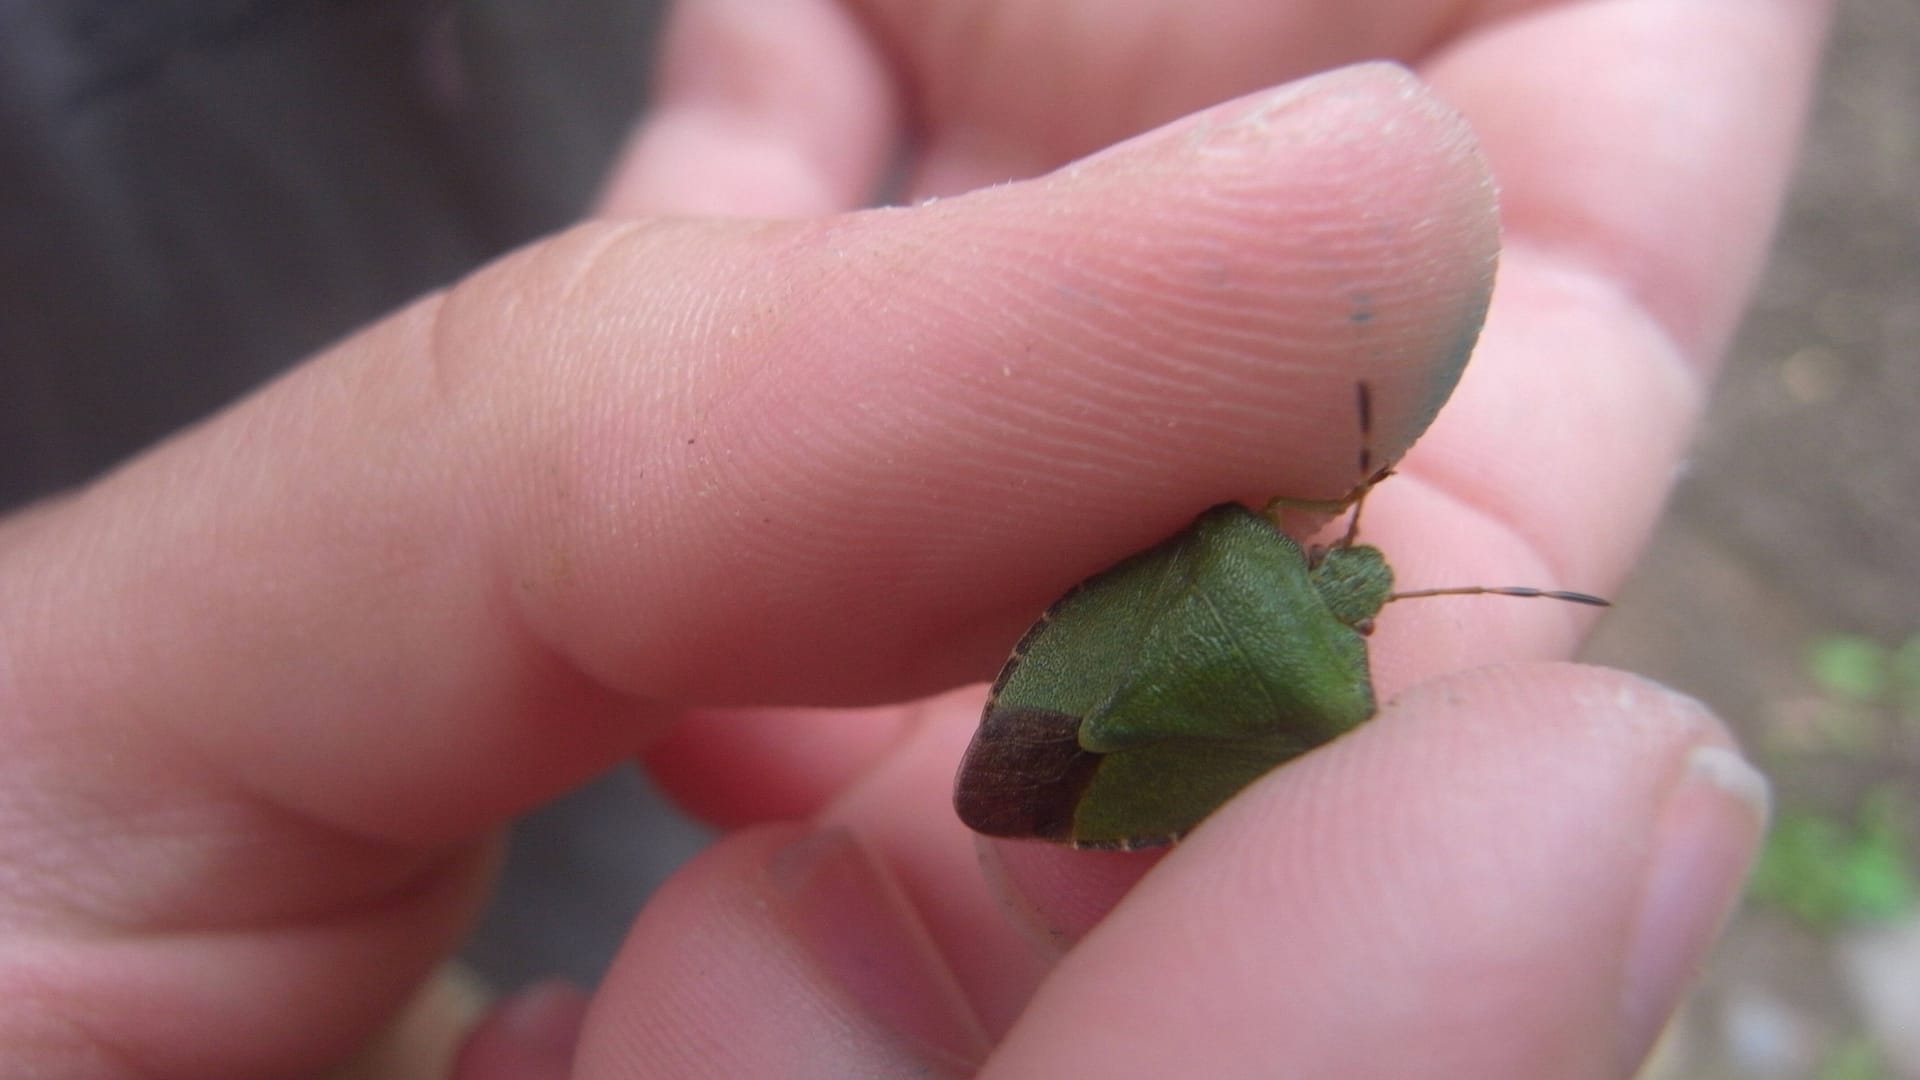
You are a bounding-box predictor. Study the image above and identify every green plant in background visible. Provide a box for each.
[1816,1034,1884,1080]
[1809,635,1891,701]
[1763,632,1920,757]
[1750,631,1920,928]
[1808,631,1920,725]
[1749,785,1917,929]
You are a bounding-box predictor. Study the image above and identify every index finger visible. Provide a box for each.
[0,65,1492,853]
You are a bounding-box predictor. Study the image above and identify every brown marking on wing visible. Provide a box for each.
[953,705,1099,843]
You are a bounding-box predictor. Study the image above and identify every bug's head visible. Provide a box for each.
[1311,543,1394,632]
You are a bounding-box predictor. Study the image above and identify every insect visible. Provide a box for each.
[952,384,1606,849]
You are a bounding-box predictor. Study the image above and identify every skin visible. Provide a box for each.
[0,0,1831,1077]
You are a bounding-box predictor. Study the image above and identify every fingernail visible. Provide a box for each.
[1620,744,1771,1068]
[1073,62,1425,169]
[455,979,587,1079]
[495,980,588,1047]
[768,828,991,1071]
[1206,61,1419,133]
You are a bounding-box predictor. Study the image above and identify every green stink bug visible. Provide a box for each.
[952,385,1605,850]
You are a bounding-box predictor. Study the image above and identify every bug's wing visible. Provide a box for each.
[1082,506,1376,753]
[984,522,1204,723]
[1064,733,1305,848]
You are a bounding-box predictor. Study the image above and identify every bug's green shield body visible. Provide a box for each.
[953,503,1390,849]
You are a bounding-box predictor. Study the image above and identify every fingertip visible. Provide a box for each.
[1619,742,1770,1070]
[1060,61,1499,432]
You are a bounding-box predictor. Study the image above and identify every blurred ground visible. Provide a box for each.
[1580,0,1920,1074]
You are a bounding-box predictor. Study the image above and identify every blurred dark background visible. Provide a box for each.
[3,1,1912,1073]
[2,2,661,496]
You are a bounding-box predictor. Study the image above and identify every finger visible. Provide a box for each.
[2,63,1493,847]
[573,825,989,1078]
[0,843,497,1079]
[847,0,1481,196]
[979,666,1766,1077]
[598,0,899,216]
[601,0,1458,217]
[1427,0,1835,363]
[640,700,924,829]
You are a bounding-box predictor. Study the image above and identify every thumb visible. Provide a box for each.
[982,665,1766,1078]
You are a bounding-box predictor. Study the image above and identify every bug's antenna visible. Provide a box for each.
[1389,585,1611,608]
[1356,379,1373,478]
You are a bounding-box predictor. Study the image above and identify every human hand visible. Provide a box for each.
[0,1,1829,1077]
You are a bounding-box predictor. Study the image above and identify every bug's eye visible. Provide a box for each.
[1354,617,1376,637]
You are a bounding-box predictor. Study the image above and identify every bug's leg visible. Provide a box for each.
[1258,466,1393,540]
[1259,381,1394,539]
